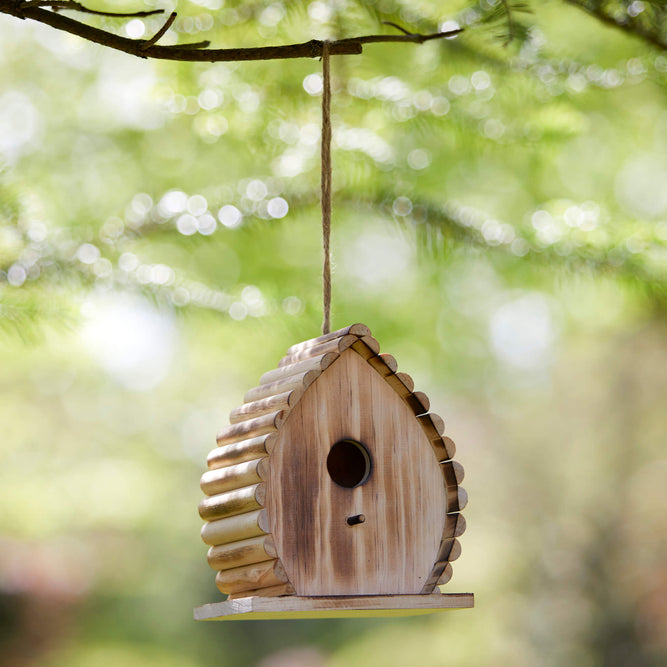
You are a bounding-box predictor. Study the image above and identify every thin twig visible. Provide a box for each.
[140,11,176,51]
[381,21,414,36]
[1,0,463,61]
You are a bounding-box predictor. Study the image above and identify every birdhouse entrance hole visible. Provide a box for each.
[326,439,372,488]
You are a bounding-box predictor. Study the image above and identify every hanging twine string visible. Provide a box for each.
[320,40,332,335]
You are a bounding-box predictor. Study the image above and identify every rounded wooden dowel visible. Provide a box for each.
[244,369,321,403]
[207,433,277,470]
[207,534,277,571]
[444,512,466,538]
[412,391,430,413]
[367,353,398,377]
[259,352,338,386]
[441,436,456,460]
[278,334,359,366]
[216,410,284,447]
[448,539,462,562]
[435,537,461,563]
[228,582,295,600]
[285,323,371,355]
[440,460,465,489]
[200,509,269,546]
[198,483,266,521]
[215,558,289,595]
[447,486,468,513]
[405,390,430,416]
[200,458,267,496]
[436,563,453,586]
[229,388,304,424]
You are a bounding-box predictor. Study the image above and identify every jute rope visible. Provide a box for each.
[320,41,332,335]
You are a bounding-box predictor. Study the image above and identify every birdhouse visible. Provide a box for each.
[195,324,473,620]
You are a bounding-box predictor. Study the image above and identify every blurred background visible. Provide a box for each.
[0,1,666,665]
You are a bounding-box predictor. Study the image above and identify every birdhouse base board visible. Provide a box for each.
[194,593,474,620]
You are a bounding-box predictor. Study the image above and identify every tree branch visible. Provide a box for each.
[21,0,163,18]
[562,0,667,52]
[1,1,463,62]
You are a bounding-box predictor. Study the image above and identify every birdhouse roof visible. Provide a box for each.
[199,324,467,600]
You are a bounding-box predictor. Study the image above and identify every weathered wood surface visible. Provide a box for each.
[215,559,289,595]
[207,535,277,571]
[267,349,446,596]
[285,324,371,355]
[200,458,267,496]
[201,322,469,601]
[198,483,266,521]
[194,593,474,620]
[207,434,277,470]
[200,509,269,546]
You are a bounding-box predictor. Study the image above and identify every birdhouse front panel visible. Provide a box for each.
[198,324,468,606]
[267,348,446,596]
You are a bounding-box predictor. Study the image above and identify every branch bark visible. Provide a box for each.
[1,1,463,62]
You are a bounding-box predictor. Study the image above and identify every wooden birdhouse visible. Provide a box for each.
[195,324,473,620]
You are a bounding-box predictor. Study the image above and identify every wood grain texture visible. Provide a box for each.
[229,388,304,424]
[285,324,371,355]
[198,483,266,521]
[244,369,321,404]
[267,349,446,596]
[207,535,277,571]
[207,434,277,470]
[216,411,284,447]
[259,353,338,386]
[200,509,269,546]
[194,593,474,620]
[200,458,266,496]
[215,559,288,595]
